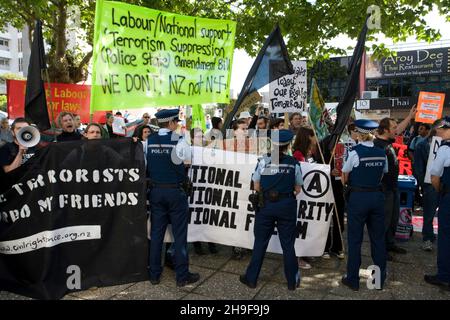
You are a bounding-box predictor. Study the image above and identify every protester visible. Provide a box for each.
[408,123,430,160]
[270,118,285,130]
[104,112,120,139]
[341,119,388,291]
[289,112,302,135]
[142,113,151,125]
[426,116,450,291]
[240,129,302,290]
[292,127,317,163]
[56,112,82,142]
[73,114,83,134]
[291,126,317,269]
[204,116,223,144]
[189,127,219,255]
[319,132,346,260]
[83,123,103,140]
[413,120,440,251]
[0,117,35,174]
[206,114,212,130]
[239,111,252,126]
[374,105,416,260]
[0,117,13,147]
[133,114,154,139]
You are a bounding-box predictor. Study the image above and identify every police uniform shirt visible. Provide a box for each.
[252,155,303,186]
[430,142,450,178]
[156,128,191,162]
[342,141,388,174]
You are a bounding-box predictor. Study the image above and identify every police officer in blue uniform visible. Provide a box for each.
[426,116,450,291]
[147,109,200,287]
[240,129,303,290]
[341,120,388,291]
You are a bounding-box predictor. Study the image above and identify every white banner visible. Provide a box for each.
[269,61,307,114]
[181,147,333,257]
[424,136,442,184]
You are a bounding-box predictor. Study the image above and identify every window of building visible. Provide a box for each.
[18,57,23,72]
[18,38,22,52]
[0,58,10,69]
[390,78,401,97]
[0,38,9,50]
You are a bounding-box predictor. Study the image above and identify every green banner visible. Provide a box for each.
[90,0,236,112]
[309,78,329,141]
[191,104,206,132]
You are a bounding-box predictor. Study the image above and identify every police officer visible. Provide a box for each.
[240,129,303,290]
[341,119,388,291]
[426,116,450,291]
[147,109,200,287]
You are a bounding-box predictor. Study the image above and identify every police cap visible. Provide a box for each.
[155,109,180,123]
[353,119,379,134]
[272,129,294,146]
[436,116,450,129]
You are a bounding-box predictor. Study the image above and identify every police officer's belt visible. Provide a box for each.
[263,191,294,200]
[350,186,382,192]
[151,183,182,189]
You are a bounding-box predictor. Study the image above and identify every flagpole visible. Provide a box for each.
[308,113,325,165]
[44,69,57,142]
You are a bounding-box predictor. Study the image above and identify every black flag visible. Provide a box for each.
[328,16,369,151]
[222,25,294,132]
[24,20,51,131]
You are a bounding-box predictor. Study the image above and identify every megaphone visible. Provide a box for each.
[17,126,40,148]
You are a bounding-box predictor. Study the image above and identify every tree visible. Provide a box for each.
[0,0,448,84]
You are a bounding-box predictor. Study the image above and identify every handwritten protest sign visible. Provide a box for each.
[269,61,307,114]
[90,1,236,111]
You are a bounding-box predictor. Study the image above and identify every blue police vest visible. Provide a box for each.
[147,131,186,184]
[440,141,450,187]
[260,154,298,194]
[349,144,385,188]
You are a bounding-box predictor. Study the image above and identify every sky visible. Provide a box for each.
[229,6,450,96]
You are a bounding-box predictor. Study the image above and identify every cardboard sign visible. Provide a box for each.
[269,61,307,114]
[415,91,445,124]
[424,136,442,184]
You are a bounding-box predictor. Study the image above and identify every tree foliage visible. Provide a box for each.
[0,0,448,83]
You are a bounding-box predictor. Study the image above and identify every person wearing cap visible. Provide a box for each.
[341,119,388,291]
[425,116,450,291]
[146,108,200,287]
[239,111,253,126]
[240,129,303,291]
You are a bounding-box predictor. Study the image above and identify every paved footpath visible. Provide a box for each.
[1,231,450,300]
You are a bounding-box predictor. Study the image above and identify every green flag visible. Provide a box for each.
[309,78,329,140]
[191,104,206,132]
[90,0,236,112]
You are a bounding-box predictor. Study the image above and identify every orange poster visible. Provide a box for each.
[415,91,445,124]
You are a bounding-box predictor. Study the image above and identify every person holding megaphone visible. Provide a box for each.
[0,117,38,174]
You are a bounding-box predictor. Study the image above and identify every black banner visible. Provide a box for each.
[366,47,450,79]
[0,139,148,299]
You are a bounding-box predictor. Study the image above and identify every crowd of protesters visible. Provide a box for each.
[1,103,449,292]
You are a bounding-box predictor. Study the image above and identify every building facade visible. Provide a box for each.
[310,45,450,120]
[0,24,31,94]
